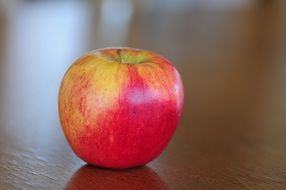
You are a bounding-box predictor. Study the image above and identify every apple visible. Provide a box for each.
[58,47,184,169]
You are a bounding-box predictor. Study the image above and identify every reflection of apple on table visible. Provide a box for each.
[59,47,184,169]
[65,165,169,190]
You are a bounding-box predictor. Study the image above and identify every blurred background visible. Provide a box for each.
[1,0,286,189]
[1,0,286,130]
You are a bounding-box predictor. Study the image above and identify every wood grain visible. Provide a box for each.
[1,0,286,189]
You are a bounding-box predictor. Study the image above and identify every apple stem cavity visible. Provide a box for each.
[105,48,149,64]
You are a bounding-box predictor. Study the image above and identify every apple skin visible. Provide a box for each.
[58,47,184,169]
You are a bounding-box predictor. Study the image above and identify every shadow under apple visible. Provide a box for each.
[65,164,169,190]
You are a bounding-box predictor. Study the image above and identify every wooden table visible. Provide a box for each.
[1,1,286,189]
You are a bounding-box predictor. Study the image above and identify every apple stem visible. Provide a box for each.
[117,49,124,63]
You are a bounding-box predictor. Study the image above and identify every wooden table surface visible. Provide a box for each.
[1,0,286,189]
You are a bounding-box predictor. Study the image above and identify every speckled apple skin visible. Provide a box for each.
[58,47,184,169]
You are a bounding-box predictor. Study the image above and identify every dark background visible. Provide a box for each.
[1,0,286,189]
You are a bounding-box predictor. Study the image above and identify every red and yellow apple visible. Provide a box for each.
[58,47,184,169]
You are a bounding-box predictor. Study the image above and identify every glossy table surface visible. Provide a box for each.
[1,0,286,189]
